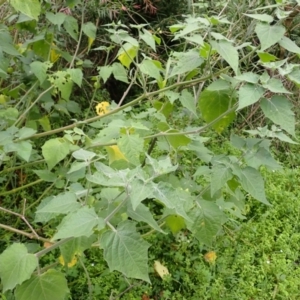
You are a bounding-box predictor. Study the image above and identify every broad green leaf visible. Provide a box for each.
[0,27,21,56]
[101,221,150,282]
[140,29,156,51]
[260,95,295,137]
[238,83,265,110]
[16,141,32,162]
[72,149,96,161]
[127,203,164,233]
[170,50,203,77]
[36,192,80,216]
[234,166,270,205]
[146,155,178,176]
[128,179,154,210]
[99,65,113,83]
[199,90,236,133]
[207,79,231,90]
[30,61,51,84]
[82,22,96,39]
[245,147,281,170]
[112,63,128,83]
[235,72,260,84]
[0,243,38,292]
[257,51,278,63]
[15,269,69,300]
[67,68,83,87]
[279,36,300,54]
[118,134,143,165]
[211,164,233,196]
[165,215,186,234]
[255,23,285,51]
[18,127,37,139]
[46,12,66,29]
[210,40,239,74]
[52,206,105,240]
[166,131,191,149]
[63,15,78,41]
[179,89,197,117]
[188,200,227,246]
[33,170,57,182]
[117,44,138,68]
[263,78,291,94]
[139,60,161,80]
[10,0,41,20]
[42,138,70,170]
[38,116,51,131]
[60,236,95,266]
[244,13,273,23]
[152,182,191,221]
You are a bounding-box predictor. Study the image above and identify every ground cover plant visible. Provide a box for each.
[0,0,300,299]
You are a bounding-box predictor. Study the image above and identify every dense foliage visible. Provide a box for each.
[0,0,299,299]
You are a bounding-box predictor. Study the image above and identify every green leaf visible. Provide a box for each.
[30,61,51,84]
[255,23,285,51]
[42,138,70,170]
[118,134,144,166]
[82,22,97,39]
[112,63,128,83]
[52,207,105,240]
[188,200,227,246]
[199,90,236,133]
[36,192,80,216]
[0,27,22,56]
[46,12,66,29]
[140,29,156,51]
[10,0,41,20]
[128,179,154,210]
[16,141,32,162]
[279,36,300,54]
[0,243,38,292]
[257,51,278,63]
[210,40,239,74]
[72,149,96,161]
[139,60,161,80]
[63,15,79,41]
[18,127,37,139]
[101,221,150,282]
[244,13,274,23]
[99,65,113,83]
[234,166,270,205]
[260,95,295,137]
[170,50,203,77]
[165,215,186,234]
[33,170,57,182]
[211,164,233,196]
[15,269,69,300]
[127,203,164,233]
[67,68,83,87]
[238,83,265,110]
[263,78,291,94]
[59,236,95,266]
[152,182,192,221]
[179,89,197,117]
[235,72,260,84]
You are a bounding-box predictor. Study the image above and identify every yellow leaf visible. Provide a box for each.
[105,145,128,165]
[154,260,169,279]
[50,43,60,63]
[88,37,95,51]
[59,254,78,268]
[118,44,138,68]
[204,251,217,264]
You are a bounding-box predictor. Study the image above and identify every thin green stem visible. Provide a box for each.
[35,237,73,258]
[0,179,43,196]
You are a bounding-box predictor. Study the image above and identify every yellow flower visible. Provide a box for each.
[59,254,79,268]
[96,101,110,116]
[204,251,217,264]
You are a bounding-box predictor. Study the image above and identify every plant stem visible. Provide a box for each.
[0,179,43,196]
[35,237,73,258]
